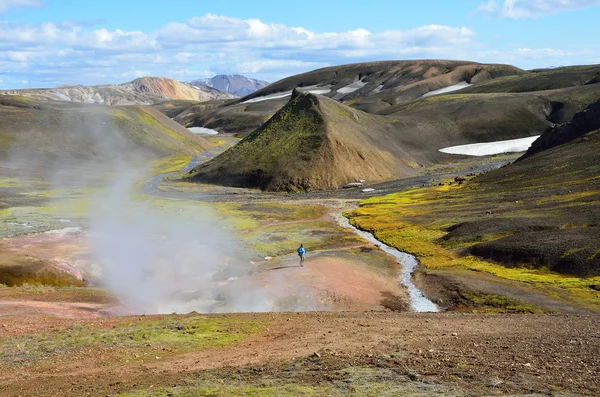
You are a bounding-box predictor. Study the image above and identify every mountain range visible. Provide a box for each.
[0,77,236,106]
[189,74,269,96]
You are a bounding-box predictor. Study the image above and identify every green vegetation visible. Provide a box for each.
[214,202,363,257]
[118,366,462,397]
[0,95,210,159]
[459,292,544,313]
[346,181,600,310]
[0,315,265,365]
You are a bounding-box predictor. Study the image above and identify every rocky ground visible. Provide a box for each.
[0,311,598,396]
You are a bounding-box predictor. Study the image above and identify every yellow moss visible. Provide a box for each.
[152,154,192,174]
[346,184,600,311]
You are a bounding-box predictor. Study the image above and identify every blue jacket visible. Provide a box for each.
[298,246,306,255]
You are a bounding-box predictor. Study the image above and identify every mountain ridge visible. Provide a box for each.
[189,74,269,96]
[0,76,235,106]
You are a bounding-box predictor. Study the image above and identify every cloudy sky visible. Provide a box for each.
[1,0,599,89]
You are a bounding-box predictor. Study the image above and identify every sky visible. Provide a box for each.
[1,0,599,89]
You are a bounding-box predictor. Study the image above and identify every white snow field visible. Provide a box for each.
[422,81,472,98]
[439,136,540,156]
[241,91,293,103]
[241,85,332,104]
[187,127,219,135]
[337,80,367,94]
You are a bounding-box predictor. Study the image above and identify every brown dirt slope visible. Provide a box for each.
[188,90,424,191]
[238,60,522,111]
[175,62,599,138]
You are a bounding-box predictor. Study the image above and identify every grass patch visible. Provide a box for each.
[117,366,460,396]
[459,292,544,313]
[214,203,362,257]
[0,315,265,365]
[152,154,193,174]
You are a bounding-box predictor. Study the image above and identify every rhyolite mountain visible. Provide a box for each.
[0,77,235,106]
[189,75,269,96]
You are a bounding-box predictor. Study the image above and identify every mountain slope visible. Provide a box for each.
[458,100,600,276]
[237,60,523,111]
[346,99,600,280]
[0,95,211,159]
[189,91,423,191]
[190,75,269,96]
[0,77,235,106]
[188,82,600,191]
[521,96,600,158]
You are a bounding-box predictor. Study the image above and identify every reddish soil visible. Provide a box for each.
[249,254,408,311]
[0,312,598,396]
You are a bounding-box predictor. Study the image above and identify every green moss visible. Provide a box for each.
[118,366,463,396]
[345,181,600,311]
[0,315,265,365]
[460,292,545,313]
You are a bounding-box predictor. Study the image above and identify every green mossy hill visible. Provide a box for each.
[189,91,421,191]
[0,96,211,159]
[522,98,600,159]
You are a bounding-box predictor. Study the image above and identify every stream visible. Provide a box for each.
[334,214,439,312]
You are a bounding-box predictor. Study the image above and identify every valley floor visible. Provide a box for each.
[1,136,598,396]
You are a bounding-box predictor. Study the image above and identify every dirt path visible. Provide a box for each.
[0,312,598,396]
[251,252,409,311]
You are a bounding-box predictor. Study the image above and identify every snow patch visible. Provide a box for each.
[188,127,219,135]
[439,136,540,156]
[370,84,384,95]
[337,80,367,94]
[242,85,331,104]
[242,91,292,104]
[422,81,472,97]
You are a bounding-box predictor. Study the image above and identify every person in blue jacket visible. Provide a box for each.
[297,244,306,266]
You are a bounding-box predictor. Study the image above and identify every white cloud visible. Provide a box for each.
[473,0,600,18]
[0,12,597,89]
[0,0,43,14]
[238,60,328,74]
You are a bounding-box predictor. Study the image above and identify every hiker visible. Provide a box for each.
[297,244,306,266]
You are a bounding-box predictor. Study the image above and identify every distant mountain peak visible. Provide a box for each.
[189,74,269,96]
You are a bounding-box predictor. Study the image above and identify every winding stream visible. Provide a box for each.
[334,214,439,313]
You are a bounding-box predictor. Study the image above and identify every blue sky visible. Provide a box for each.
[1,0,599,88]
